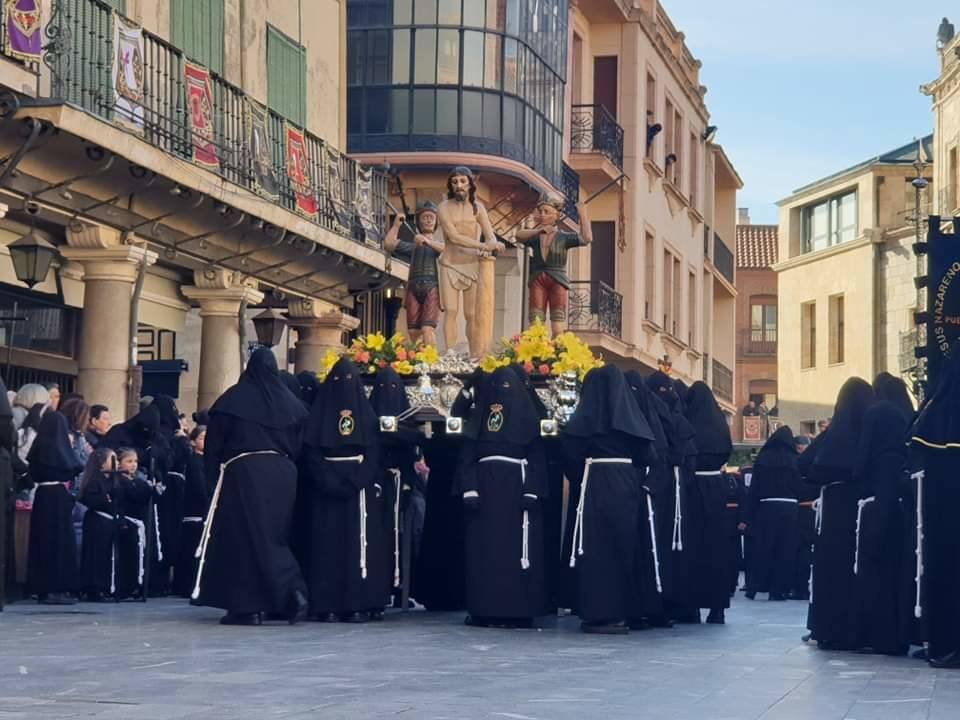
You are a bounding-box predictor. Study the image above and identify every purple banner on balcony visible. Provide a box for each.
[3,0,41,63]
[185,61,219,170]
[244,99,278,200]
[112,14,145,134]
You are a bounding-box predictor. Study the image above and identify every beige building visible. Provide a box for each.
[565,0,741,412]
[774,137,931,434]
[0,0,403,418]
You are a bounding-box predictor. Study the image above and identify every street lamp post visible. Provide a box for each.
[251,308,287,349]
[911,154,930,401]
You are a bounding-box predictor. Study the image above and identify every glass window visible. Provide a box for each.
[390,88,410,133]
[463,0,485,27]
[802,190,857,253]
[462,90,483,136]
[394,0,413,24]
[366,30,390,84]
[366,88,389,133]
[487,0,505,30]
[437,29,460,84]
[414,29,437,84]
[414,0,437,24]
[484,34,502,89]
[462,31,484,87]
[503,97,520,143]
[437,89,458,134]
[483,93,500,140]
[412,89,436,133]
[506,0,521,35]
[392,29,411,84]
[347,31,365,86]
[347,87,363,134]
[503,39,518,94]
[437,0,461,25]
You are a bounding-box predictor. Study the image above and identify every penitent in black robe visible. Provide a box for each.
[192,348,308,616]
[744,427,800,597]
[80,471,153,599]
[562,365,654,626]
[304,358,388,617]
[456,366,548,621]
[808,377,875,651]
[684,382,734,613]
[172,451,209,598]
[852,402,911,655]
[26,412,84,597]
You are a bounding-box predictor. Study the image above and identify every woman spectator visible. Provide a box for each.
[44,383,61,412]
[11,384,49,431]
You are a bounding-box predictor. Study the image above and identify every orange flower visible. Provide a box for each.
[378,359,388,368]
[524,361,534,374]
[396,348,407,361]
[356,350,370,364]
[538,363,550,376]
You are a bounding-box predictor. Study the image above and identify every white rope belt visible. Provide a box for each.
[479,456,532,570]
[695,470,723,476]
[94,510,118,595]
[35,481,66,486]
[761,498,798,504]
[853,496,876,575]
[182,516,203,523]
[326,455,368,580]
[192,450,282,600]
[152,502,163,563]
[569,458,633,568]
[167,472,185,482]
[642,483,662,594]
[388,468,402,588]
[912,470,925,619]
[810,482,840,604]
[672,466,683,551]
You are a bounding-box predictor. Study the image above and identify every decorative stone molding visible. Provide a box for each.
[287,297,338,320]
[65,222,124,249]
[60,245,158,283]
[190,267,258,291]
[182,285,265,317]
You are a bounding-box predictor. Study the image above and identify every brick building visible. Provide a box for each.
[734,212,777,442]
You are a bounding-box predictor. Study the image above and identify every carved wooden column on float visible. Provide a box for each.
[61,224,157,421]
[287,298,360,374]
[182,270,264,411]
[471,255,497,357]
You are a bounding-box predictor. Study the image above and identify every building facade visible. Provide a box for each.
[0,0,402,418]
[774,137,931,434]
[733,210,777,443]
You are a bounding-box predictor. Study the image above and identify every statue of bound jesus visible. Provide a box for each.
[437,166,504,356]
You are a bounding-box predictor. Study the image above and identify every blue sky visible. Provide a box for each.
[662,0,950,223]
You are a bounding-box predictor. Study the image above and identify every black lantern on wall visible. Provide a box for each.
[8,230,58,288]
[252,308,287,348]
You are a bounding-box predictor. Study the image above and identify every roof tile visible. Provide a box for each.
[736,224,778,269]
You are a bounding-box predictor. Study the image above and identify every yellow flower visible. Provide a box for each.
[389,332,406,347]
[480,355,504,373]
[366,332,386,352]
[318,348,341,380]
[394,360,415,375]
[415,344,439,365]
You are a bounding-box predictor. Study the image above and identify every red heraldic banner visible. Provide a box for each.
[184,61,219,170]
[285,124,318,220]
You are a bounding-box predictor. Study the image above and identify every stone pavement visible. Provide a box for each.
[0,596,956,720]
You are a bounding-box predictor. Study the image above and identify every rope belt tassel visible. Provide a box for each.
[643,484,662,594]
[569,458,633,568]
[912,470,925,619]
[853,496,875,575]
[672,466,683,552]
[324,455,368,580]
[389,468,402,588]
[478,456,531,570]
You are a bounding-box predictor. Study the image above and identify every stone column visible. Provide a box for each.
[61,226,157,421]
[287,298,360,374]
[183,270,264,411]
[471,255,497,357]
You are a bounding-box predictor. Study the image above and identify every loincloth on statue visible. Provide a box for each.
[404,281,441,329]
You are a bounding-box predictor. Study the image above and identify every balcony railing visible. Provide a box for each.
[739,329,777,356]
[562,162,581,224]
[568,280,623,338]
[712,358,733,402]
[44,0,387,246]
[570,104,625,171]
[713,232,735,285]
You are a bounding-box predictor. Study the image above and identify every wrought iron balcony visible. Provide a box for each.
[568,280,623,338]
[713,232,735,285]
[42,0,387,247]
[562,162,581,224]
[739,329,777,356]
[712,358,733,402]
[570,104,625,171]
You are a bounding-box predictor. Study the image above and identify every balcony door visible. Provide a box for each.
[593,56,617,117]
[591,221,616,290]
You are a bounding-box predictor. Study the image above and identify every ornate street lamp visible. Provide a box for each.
[251,308,287,348]
[8,230,58,288]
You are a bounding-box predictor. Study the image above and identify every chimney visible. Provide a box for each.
[737,207,750,226]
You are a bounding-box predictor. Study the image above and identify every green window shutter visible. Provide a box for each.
[170,0,225,75]
[267,25,306,128]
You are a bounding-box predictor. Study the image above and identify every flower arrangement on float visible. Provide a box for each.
[318,332,440,381]
[480,320,603,381]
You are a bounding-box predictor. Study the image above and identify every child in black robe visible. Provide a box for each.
[744,426,801,601]
[172,426,208,598]
[26,411,85,604]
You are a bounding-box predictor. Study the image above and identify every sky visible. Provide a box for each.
[662,0,952,224]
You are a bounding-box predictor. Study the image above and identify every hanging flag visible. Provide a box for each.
[184,61,218,170]
[245,99,279,200]
[325,143,350,231]
[354,165,380,246]
[286,124,318,220]
[2,0,41,63]
[112,13,145,134]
